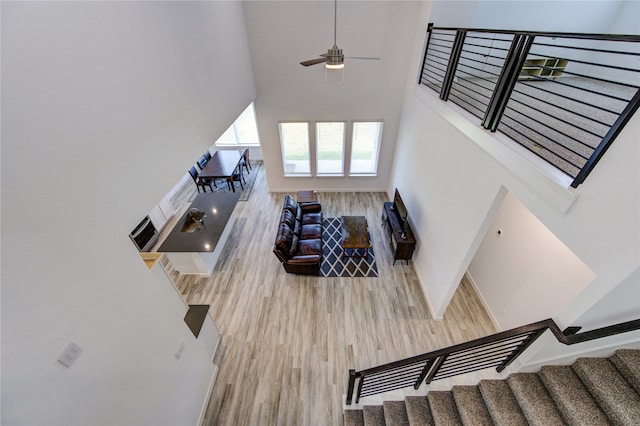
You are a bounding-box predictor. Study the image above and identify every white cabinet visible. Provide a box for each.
[148,196,176,232]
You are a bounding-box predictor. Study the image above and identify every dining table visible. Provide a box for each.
[198,150,244,192]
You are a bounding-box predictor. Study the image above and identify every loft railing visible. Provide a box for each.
[419,24,640,188]
[345,317,640,404]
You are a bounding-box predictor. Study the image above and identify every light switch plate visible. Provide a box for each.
[57,342,82,367]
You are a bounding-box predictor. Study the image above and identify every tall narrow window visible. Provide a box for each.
[316,122,345,175]
[350,121,383,175]
[279,122,311,175]
[215,102,260,146]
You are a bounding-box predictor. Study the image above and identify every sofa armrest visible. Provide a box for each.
[288,255,321,264]
[299,202,321,213]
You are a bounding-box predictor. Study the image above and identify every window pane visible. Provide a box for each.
[215,102,260,146]
[316,122,345,175]
[279,122,310,174]
[350,121,383,174]
[235,103,260,144]
[216,125,237,145]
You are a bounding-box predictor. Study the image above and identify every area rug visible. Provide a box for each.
[208,161,262,201]
[321,217,379,277]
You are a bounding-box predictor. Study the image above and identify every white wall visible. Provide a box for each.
[514,267,640,370]
[391,0,640,340]
[468,192,596,330]
[243,0,422,192]
[1,2,256,424]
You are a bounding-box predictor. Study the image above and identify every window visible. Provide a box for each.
[316,122,345,175]
[215,102,260,146]
[350,121,383,175]
[279,122,311,175]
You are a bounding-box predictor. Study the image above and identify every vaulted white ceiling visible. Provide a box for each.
[241,0,426,191]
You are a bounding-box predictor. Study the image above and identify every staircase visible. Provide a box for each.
[344,349,640,426]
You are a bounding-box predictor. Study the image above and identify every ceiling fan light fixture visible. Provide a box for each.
[326,63,344,70]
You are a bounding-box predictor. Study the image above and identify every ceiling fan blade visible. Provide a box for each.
[300,57,329,67]
[345,56,381,60]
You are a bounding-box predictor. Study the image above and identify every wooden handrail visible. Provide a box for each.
[346,317,640,404]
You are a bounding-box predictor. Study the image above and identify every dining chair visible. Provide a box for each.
[240,148,252,174]
[197,155,208,171]
[204,151,212,161]
[189,166,214,193]
[229,162,246,191]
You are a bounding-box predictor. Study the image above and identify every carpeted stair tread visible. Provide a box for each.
[451,385,493,426]
[363,405,386,426]
[572,357,640,426]
[383,400,410,426]
[344,409,365,426]
[507,373,565,426]
[478,379,528,426]
[610,349,640,394]
[405,396,435,426]
[427,391,462,426]
[538,365,610,426]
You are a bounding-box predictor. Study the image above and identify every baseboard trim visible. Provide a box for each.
[464,271,502,331]
[197,364,219,426]
[413,261,443,321]
[511,336,640,373]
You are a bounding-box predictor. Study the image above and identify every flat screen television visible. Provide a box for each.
[393,189,408,235]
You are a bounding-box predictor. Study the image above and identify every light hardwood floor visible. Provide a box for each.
[163,165,496,425]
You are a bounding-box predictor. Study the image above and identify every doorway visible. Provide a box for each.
[465,191,595,331]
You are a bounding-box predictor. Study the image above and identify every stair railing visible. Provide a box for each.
[346,317,640,404]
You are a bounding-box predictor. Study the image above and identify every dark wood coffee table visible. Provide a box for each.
[341,216,370,258]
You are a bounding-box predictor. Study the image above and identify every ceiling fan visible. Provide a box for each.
[300,0,379,69]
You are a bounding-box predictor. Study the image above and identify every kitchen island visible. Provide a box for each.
[158,191,240,276]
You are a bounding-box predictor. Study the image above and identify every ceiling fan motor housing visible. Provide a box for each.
[326,45,344,66]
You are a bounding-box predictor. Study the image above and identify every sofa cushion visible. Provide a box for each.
[297,238,322,256]
[293,218,302,236]
[283,195,298,215]
[300,223,322,240]
[289,234,299,256]
[274,223,293,254]
[302,212,322,225]
[280,208,296,229]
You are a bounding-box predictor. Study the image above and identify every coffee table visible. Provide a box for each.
[341,216,371,258]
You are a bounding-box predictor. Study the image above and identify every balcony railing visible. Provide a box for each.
[419,24,640,187]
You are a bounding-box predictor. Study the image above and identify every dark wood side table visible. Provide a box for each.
[296,190,318,204]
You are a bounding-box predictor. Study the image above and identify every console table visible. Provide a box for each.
[382,202,416,265]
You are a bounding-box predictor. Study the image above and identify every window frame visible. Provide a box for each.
[215,102,261,147]
[315,121,346,176]
[349,120,383,176]
[278,121,312,177]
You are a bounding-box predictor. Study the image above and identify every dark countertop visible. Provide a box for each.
[158,191,240,253]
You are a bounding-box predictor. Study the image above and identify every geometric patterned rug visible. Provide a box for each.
[321,217,379,277]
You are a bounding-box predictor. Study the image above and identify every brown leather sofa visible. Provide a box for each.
[273,195,323,275]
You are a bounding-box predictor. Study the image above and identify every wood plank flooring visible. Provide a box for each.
[163,165,496,425]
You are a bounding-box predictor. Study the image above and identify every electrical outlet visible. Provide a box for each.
[57,342,82,367]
